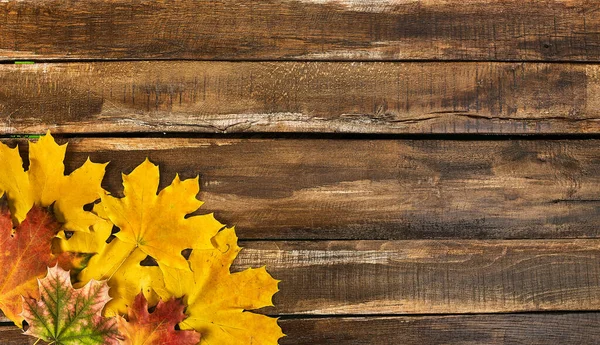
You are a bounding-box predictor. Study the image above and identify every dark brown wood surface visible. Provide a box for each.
[235,239,600,315]
[4,313,600,344]
[0,327,32,345]
[8,238,600,316]
[6,137,596,240]
[2,0,600,343]
[2,0,600,61]
[2,62,600,134]
[279,313,600,344]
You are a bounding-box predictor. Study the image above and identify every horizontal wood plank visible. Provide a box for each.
[0,326,32,345]
[4,137,596,240]
[238,239,600,315]
[279,314,600,344]
[1,0,600,61]
[3,313,600,344]
[2,62,600,134]
[4,239,600,317]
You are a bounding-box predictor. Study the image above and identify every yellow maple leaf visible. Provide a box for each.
[101,159,221,269]
[55,203,113,255]
[81,240,166,315]
[0,132,106,232]
[159,228,284,345]
[59,157,283,343]
[69,159,224,314]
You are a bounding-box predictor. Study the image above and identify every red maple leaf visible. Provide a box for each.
[0,205,66,324]
[117,292,201,345]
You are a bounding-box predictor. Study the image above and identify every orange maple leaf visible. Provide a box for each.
[0,206,65,324]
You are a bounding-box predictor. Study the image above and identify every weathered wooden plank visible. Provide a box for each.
[279,314,600,344]
[2,62,600,134]
[237,239,600,315]
[3,137,593,240]
[3,313,600,344]
[4,240,600,316]
[0,326,32,345]
[1,0,600,61]
[3,137,599,239]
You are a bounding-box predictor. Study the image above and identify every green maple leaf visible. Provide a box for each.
[21,265,121,345]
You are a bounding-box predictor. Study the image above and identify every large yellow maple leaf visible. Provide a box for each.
[69,159,225,314]
[63,158,284,344]
[0,132,106,232]
[101,159,221,269]
[159,227,284,345]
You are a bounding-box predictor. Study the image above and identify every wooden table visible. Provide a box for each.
[2,0,600,343]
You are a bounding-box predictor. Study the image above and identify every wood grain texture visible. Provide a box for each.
[2,239,600,316]
[2,62,600,134]
[0,326,32,345]
[1,0,600,61]
[4,137,597,240]
[236,239,600,315]
[3,313,600,344]
[279,314,600,344]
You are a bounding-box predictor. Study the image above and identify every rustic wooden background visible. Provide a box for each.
[2,0,600,343]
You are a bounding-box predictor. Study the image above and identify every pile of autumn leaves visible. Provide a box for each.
[0,133,284,344]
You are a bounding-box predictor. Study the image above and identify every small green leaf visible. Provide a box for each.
[20,265,121,345]
[8,134,42,139]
